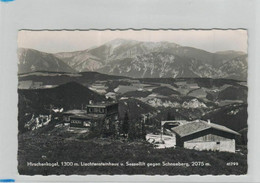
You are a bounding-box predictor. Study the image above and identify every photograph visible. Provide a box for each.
[17,29,248,175]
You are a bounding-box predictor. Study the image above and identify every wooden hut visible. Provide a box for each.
[172,120,240,153]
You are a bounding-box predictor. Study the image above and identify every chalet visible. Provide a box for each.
[31,81,42,89]
[63,102,119,129]
[88,83,108,94]
[187,83,200,89]
[105,92,116,100]
[62,109,86,123]
[175,81,187,86]
[18,80,33,89]
[172,120,240,153]
[114,85,137,94]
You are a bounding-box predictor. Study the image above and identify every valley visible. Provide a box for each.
[18,71,248,136]
[17,38,248,175]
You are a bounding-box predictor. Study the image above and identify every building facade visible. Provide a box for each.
[63,102,119,129]
[172,120,240,153]
[62,109,86,123]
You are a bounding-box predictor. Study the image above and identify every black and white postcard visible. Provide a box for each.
[17,29,248,175]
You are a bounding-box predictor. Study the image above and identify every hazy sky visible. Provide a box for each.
[18,30,247,53]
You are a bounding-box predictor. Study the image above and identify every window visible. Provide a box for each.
[88,108,94,113]
[115,115,118,120]
[216,142,220,145]
[105,119,110,129]
[64,116,69,121]
[94,108,99,113]
[99,108,105,113]
[71,120,81,124]
[83,121,91,127]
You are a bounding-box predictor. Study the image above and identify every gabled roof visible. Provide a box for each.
[106,92,116,95]
[171,120,240,138]
[63,110,86,115]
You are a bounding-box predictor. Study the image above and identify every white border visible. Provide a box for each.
[0,0,259,182]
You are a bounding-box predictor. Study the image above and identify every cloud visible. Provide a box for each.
[18,29,247,53]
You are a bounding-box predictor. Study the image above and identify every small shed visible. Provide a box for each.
[172,120,240,153]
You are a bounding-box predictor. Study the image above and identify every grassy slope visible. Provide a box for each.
[18,127,247,175]
[202,104,248,131]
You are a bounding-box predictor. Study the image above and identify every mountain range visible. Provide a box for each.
[18,48,75,73]
[18,39,247,80]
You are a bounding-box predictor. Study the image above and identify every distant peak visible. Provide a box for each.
[104,38,181,48]
[105,38,138,45]
[215,50,246,55]
[17,47,48,54]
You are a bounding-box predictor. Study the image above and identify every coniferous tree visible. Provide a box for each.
[167,112,171,120]
[141,119,146,140]
[128,120,135,140]
[167,111,176,120]
[172,112,176,120]
[122,112,129,137]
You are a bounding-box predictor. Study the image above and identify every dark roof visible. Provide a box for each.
[172,120,240,137]
[63,110,86,115]
[70,113,106,120]
[162,120,191,126]
[87,102,118,108]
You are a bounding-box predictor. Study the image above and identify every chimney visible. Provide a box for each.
[89,100,93,105]
[207,119,211,124]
